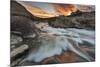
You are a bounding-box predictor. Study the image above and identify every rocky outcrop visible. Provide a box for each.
[10,1,95,66]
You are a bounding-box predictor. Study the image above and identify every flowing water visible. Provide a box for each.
[21,23,95,63]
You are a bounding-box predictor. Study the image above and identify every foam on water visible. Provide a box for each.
[23,23,95,62]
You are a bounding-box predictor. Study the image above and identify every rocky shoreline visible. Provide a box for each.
[10,1,95,66]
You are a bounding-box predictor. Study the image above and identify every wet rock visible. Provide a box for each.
[11,44,29,58]
[11,34,23,45]
[11,58,23,67]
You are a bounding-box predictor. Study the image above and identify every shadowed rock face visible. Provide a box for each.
[11,16,36,37]
[11,1,38,37]
[11,1,33,19]
[48,11,95,30]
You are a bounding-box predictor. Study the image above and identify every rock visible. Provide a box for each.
[11,44,29,58]
[10,1,95,66]
[11,1,38,38]
[11,58,23,67]
[11,15,37,37]
[11,1,34,20]
[11,34,23,45]
[49,12,95,30]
